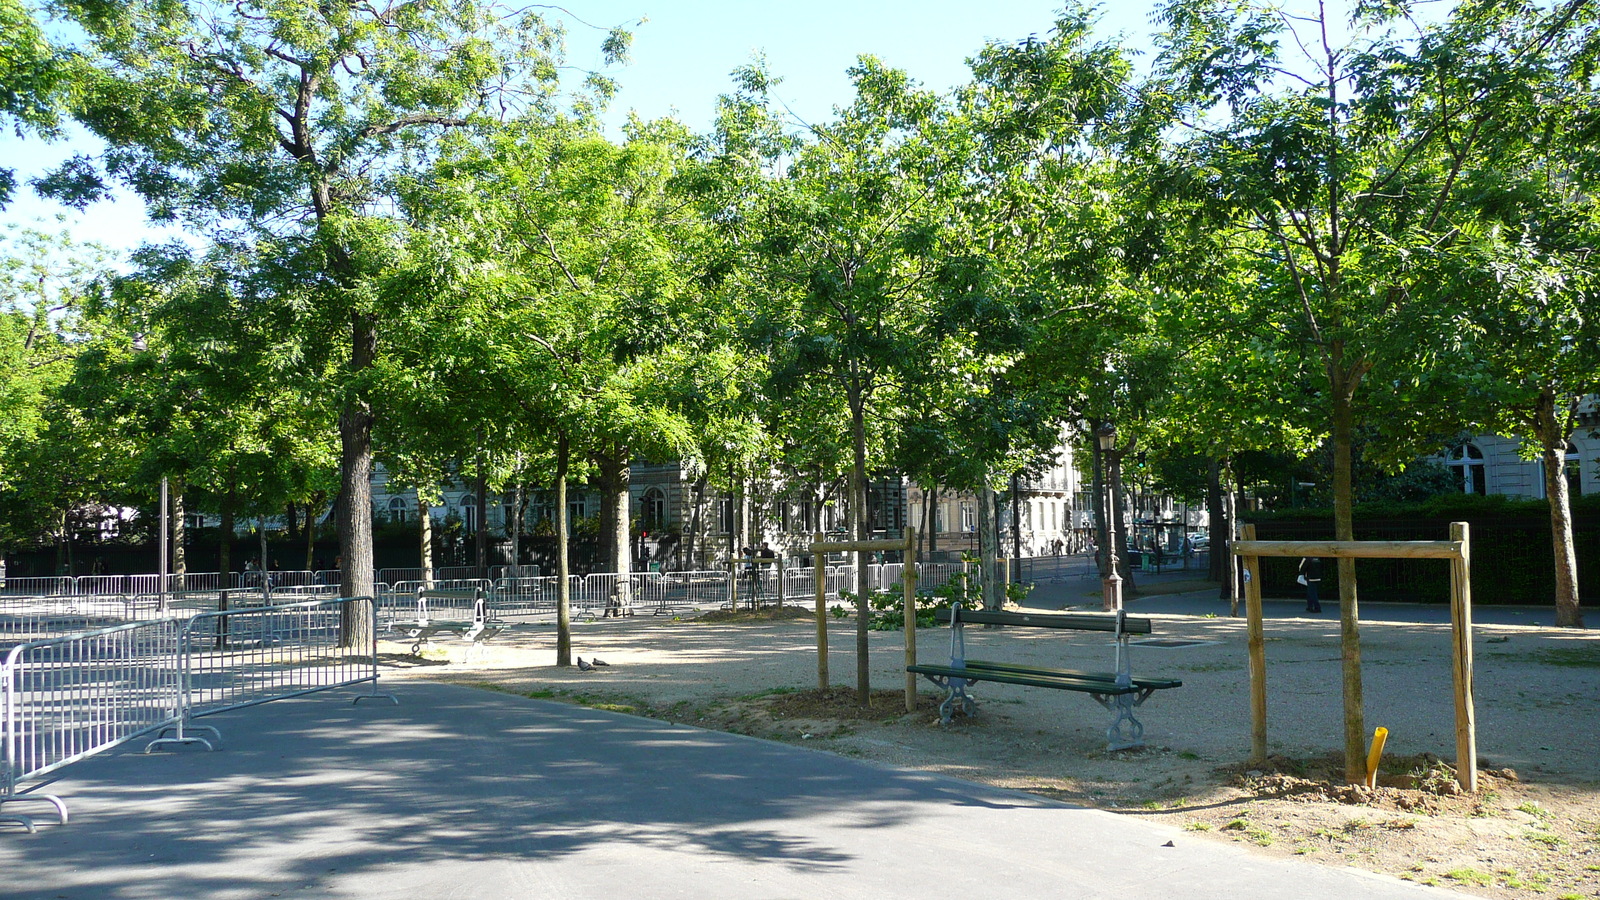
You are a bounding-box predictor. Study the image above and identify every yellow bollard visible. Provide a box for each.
[1365,726,1389,789]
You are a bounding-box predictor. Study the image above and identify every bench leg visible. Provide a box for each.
[917,674,976,725]
[1091,692,1145,751]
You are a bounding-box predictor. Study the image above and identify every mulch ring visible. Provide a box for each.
[1224,752,1520,813]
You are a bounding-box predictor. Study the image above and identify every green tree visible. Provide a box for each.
[737,58,952,704]
[1146,0,1597,780]
[50,0,630,624]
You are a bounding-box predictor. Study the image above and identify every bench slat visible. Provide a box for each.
[963,659,1182,691]
[907,663,1137,695]
[933,607,1152,634]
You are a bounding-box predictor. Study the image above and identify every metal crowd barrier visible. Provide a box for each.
[2,618,186,831]
[376,566,479,586]
[1,596,393,832]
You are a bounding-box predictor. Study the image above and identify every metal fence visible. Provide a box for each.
[170,598,389,727]
[2,618,186,831]
[375,566,480,586]
[1,596,391,833]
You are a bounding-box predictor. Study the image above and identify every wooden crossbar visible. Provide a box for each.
[1230,539,1461,560]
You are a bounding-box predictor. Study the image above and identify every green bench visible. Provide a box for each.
[906,603,1183,751]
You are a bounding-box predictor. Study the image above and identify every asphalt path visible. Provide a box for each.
[1024,563,1569,628]
[1,682,1471,899]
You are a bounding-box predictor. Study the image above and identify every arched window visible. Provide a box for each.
[388,497,408,525]
[1448,444,1487,495]
[460,494,478,532]
[642,488,668,532]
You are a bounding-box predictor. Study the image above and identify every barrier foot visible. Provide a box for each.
[146,723,220,753]
[1,792,68,828]
[354,690,399,705]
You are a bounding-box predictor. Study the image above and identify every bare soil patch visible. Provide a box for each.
[378,604,1600,899]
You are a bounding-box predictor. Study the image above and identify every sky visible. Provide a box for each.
[0,1,1169,257]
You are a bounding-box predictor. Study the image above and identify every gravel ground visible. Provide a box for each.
[376,596,1600,900]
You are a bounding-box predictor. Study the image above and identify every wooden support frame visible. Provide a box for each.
[810,529,918,711]
[1233,523,1476,792]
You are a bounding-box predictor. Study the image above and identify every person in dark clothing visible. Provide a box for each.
[1298,557,1324,613]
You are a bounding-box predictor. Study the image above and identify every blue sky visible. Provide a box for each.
[0,1,1167,256]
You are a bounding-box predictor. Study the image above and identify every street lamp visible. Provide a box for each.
[1097,423,1123,612]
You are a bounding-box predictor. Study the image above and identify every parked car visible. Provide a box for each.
[1187,533,1209,551]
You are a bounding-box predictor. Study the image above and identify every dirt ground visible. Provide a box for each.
[376,599,1600,899]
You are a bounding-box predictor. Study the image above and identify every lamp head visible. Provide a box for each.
[1096,422,1117,451]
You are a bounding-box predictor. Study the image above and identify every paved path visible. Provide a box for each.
[2,683,1468,899]
[1024,562,1564,627]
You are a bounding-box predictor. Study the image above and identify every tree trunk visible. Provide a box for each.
[337,312,377,646]
[57,507,75,575]
[1108,444,1134,598]
[1330,354,1367,783]
[1224,466,1240,615]
[978,483,1001,610]
[556,435,572,666]
[511,481,523,572]
[475,449,489,579]
[1536,391,1585,628]
[596,445,632,615]
[686,473,706,570]
[419,493,434,589]
[172,484,186,585]
[218,487,234,589]
[1011,472,1022,578]
[918,485,932,562]
[927,485,939,555]
[304,501,315,572]
[1207,458,1224,583]
[849,384,871,706]
[1091,431,1108,579]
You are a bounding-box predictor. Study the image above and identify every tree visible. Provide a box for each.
[50,0,630,626]
[389,112,723,658]
[1146,0,1597,780]
[934,9,1153,606]
[738,58,952,704]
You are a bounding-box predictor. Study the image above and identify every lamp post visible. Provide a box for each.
[1097,423,1123,612]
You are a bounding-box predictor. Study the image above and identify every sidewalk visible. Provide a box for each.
[1023,562,1562,627]
[0,682,1473,899]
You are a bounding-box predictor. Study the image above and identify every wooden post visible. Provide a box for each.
[1243,523,1268,764]
[904,526,918,713]
[814,532,827,691]
[1450,521,1477,793]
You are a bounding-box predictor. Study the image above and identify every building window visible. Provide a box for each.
[960,501,976,532]
[460,494,478,532]
[643,488,668,532]
[1448,444,1487,495]
[388,497,408,525]
[717,497,735,535]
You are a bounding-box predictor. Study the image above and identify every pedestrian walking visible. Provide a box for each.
[1298,557,1323,613]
